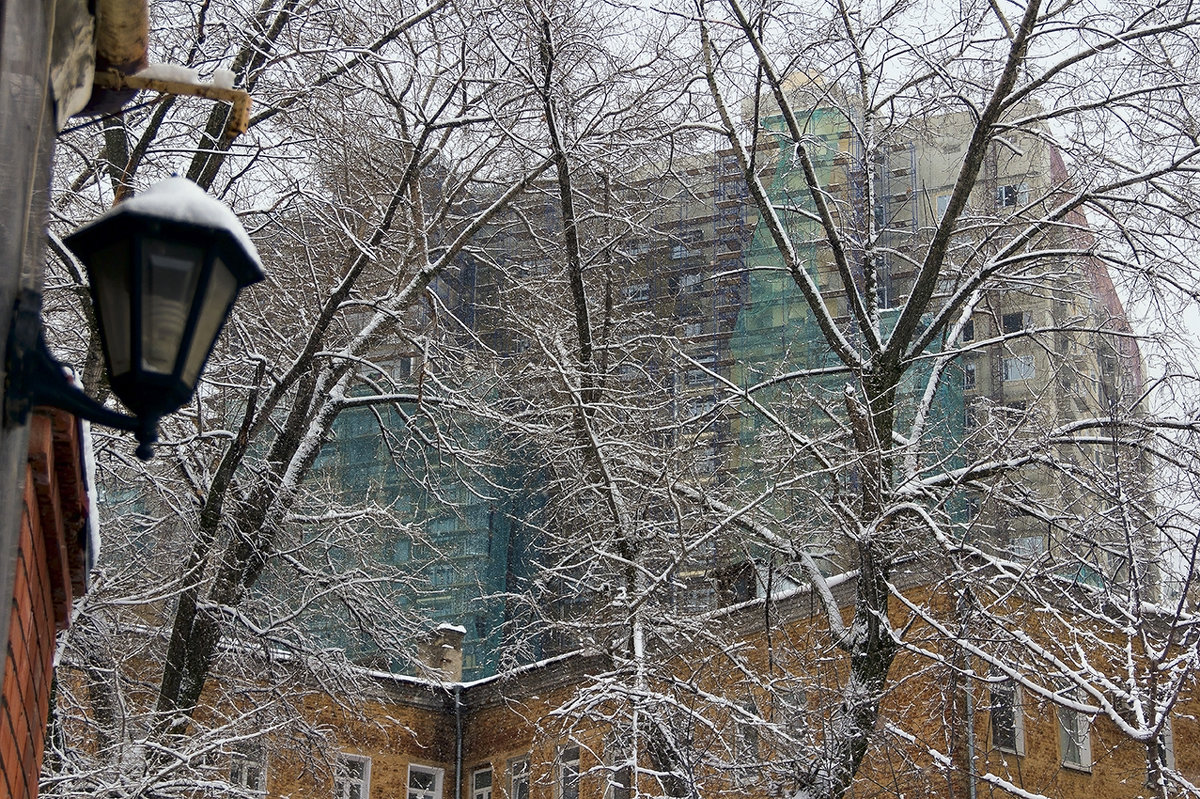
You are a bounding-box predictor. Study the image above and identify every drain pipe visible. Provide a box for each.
[454,684,464,799]
[964,681,977,799]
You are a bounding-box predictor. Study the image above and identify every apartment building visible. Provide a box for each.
[312,90,1151,676]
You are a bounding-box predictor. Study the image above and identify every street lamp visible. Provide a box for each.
[4,177,265,460]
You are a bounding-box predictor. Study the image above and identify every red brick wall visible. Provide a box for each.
[0,411,88,799]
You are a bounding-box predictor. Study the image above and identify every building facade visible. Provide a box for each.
[158,564,1196,799]
[310,89,1152,679]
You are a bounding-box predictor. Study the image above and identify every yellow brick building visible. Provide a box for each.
[246,566,1196,799]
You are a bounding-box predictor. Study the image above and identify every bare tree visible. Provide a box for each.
[44,0,1200,797]
[634,0,1200,796]
[44,0,561,793]
[485,0,1200,797]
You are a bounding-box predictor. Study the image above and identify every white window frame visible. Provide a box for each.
[963,362,976,390]
[472,767,494,799]
[557,745,581,799]
[603,737,633,799]
[988,681,1025,755]
[230,743,267,794]
[1058,704,1093,771]
[335,754,371,799]
[774,688,807,741]
[408,763,445,799]
[1002,354,1036,382]
[508,757,531,799]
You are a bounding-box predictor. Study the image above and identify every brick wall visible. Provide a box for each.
[40,534,1198,799]
[287,575,1199,799]
[0,410,89,799]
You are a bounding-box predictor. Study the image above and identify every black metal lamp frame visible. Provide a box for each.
[5,289,159,460]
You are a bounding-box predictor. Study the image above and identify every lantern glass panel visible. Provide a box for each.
[182,257,238,386]
[140,239,204,375]
[89,239,133,376]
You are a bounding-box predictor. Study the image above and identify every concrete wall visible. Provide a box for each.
[0,0,59,706]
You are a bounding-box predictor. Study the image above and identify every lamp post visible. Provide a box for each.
[4,177,265,459]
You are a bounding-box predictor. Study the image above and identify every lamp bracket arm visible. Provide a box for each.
[5,289,158,459]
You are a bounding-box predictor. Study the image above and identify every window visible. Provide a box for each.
[1002,311,1030,333]
[430,564,456,587]
[996,183,1027,208]
[989,681,1025,754]
[391,354,414,380]
[961,318,975,342]
[1012,535,1046,561]
[875,261,894,309]
[409,764,444,799]
[1058,704,1093,771]
[965,495,980,521]
[604,738,632,799]
[686,397,716,419]
[774,688,807,740]
[936,193,951,220]
[473,768,493,799]
[608,765,632,799]
[558,745,580,799]
[680,272,703,293]
[963,362,976,390]
[335,754,371,799]
[1150,718,1176,775]
[509,757,530,799]
[230,743,266,793]
[734,701,761,785]
[1002,355,1036,382]
[624,283,649,303]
